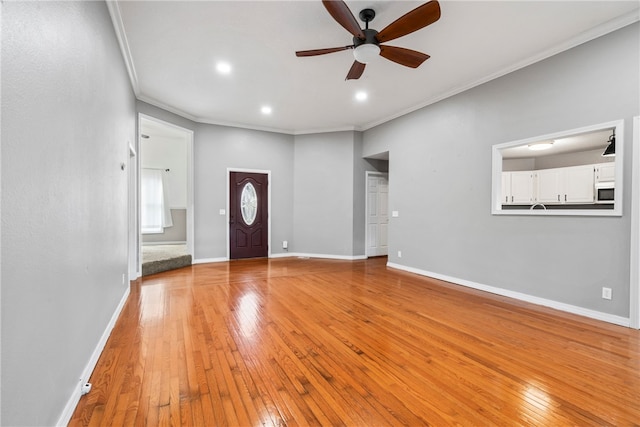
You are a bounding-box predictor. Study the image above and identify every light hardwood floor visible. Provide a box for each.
[70,257,640,426]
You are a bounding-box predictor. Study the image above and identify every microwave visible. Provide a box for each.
[595,181,614,203]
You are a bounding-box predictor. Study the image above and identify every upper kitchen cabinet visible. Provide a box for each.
[536,164,595,204]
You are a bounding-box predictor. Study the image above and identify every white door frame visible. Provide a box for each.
[630,116,640,329]
[226,168,272,260]
[365,171,389,258]
[134,114,194,277]
[127,139,137,282]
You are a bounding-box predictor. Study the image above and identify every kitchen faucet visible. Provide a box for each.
[530,203,547,210]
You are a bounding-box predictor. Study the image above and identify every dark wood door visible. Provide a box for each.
[229,172,268,259]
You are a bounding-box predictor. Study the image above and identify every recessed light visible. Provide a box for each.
[216,61,232,75]
[261,105,272,115]
[355,91,368,102]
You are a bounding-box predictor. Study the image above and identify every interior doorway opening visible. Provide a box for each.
[136,114,194,276]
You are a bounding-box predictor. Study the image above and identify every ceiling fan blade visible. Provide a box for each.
[380,45,430,68]
[376,0,441,43]
[322,0,365,39]
[346,61,366,80]
[296,46,353,57]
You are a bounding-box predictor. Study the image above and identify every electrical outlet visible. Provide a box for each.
[122,273,126,285]
[282,240,288,249]
[602,287,612,300]
[397,250,402,258]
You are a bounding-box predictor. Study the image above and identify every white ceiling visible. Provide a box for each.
[110,1,639,135]
[500,128,613,159]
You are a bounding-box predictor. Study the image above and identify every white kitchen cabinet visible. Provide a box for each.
[536,165,594,204]
[564,165,595,203]
[536,169,563,204]
[502,171,534,204]
[594,163,615,182]
[501,172,510,204]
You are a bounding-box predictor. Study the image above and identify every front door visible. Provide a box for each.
[229,172,268,259]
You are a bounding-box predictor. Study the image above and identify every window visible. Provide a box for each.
[491,120,623,216]
[141,168,173,233]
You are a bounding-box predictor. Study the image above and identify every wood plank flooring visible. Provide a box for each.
[70,257,640,426]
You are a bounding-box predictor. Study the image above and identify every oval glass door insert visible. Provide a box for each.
[240,182,258,225]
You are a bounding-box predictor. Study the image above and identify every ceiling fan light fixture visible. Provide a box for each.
[353,44,380,64]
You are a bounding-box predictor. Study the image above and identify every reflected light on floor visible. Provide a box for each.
[139,283,166,324]
[522,382,554,422]
[237,291,260,339]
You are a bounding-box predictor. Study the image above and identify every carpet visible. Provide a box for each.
[142,244,192,276]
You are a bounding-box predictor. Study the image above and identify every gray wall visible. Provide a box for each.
[363,23,639,318]
[1,2,136,425]
[292,132,357,256]
[533,149,615,170]
[504,149,615,171]
[132,115,376,259]
[142,209,187,243]
[291,131,385,257]
[194,124,295,259]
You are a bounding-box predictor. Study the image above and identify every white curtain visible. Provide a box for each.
[141,168,173,233]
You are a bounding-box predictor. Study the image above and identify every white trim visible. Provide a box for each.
[194,253,367,261]
[361,10,639,131]
[123,10,638,136]
[269,252,296,259]
[56,286,131,426]
[142,241,186,246]
[227,168,272,260]
[491,119,624,217]
[186,126,195,261]
[630,116,640,329]
[387,262,630,327]
[286,252,367,261]
[127,135,138,282]
[192,257,228,264]
[105,1,139,94]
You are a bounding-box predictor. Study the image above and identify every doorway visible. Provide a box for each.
[366,172,389,257]
[631,115,640,329]
[229,171,269,259]
[136,114,194,276]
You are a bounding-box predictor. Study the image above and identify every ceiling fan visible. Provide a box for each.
[295,0,441,80]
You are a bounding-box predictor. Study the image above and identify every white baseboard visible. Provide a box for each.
[273,252,367,261]
[387,262,630,328]
[193,253,368,262]
[269,252,295,259]
[56,284,131,426]
[192,257,227,264]
[142,241,186,246]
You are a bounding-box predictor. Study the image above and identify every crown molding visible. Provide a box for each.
[362,9,640,131]
[106,1,139,95]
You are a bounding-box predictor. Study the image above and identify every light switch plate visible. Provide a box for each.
[392,211,399,217]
